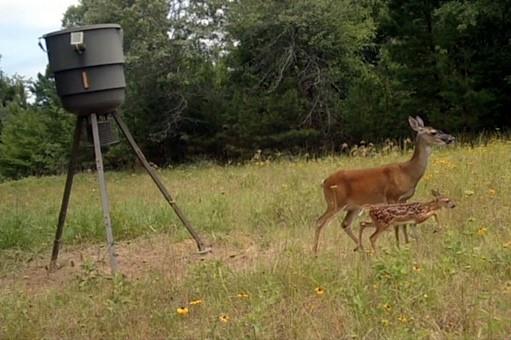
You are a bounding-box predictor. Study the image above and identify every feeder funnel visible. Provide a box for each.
[43,24,126,115]
[84,116,120,147]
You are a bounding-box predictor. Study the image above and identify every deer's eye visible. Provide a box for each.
[431,131,437,135]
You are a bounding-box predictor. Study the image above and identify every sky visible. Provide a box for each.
[0,0,79,80]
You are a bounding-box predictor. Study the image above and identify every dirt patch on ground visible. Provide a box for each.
[0,233,286,294]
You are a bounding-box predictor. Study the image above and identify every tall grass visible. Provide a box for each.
[1,139,510,338]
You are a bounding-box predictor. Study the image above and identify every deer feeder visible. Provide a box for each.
[43,24,209,274]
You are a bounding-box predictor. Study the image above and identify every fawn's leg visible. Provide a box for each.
[369,224,387,252]
[431,213,441,233]
[403,224,410,243]
[410,223,419,240]
[432,213,441,229]
[394,225,400,248]
[356,221,372,252]
[419,213,441,233]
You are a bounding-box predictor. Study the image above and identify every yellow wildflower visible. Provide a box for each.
[398,314,409,323]
[315,287,325,295]
[380,319,389,327]
[488,189,496,196]
[477,227,488,236]
[412,264,422,272]
[464,190,475,197]
[219,314,230,323]
[176,307,189,316]
[189,299,203,305]
[382,303,392,312]
[237,293,249,299]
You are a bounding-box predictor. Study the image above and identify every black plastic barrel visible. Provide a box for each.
[43,24,125,115]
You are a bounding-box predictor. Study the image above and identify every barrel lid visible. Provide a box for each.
[43,24,121,38]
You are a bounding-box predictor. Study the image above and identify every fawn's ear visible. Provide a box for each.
[431,189,440,197]
[409,116,421,131]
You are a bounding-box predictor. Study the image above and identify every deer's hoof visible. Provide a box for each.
[197,247,212,255]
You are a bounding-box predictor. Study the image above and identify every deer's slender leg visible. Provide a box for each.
[369,224,386,252]
[403,224,410,243]
[356,221,373,251]
[394,225,400,248]
[432,213,441,228]
[428,213,441,233]
[313,208,341,255]
[410,223,420,240]
[341,209,361,245]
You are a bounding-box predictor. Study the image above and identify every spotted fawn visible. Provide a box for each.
[356,190,456,252]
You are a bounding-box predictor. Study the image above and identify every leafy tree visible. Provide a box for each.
[221,0,376,152]
[0,61,27,135]
[433,0,511,130]
[377,0,511,131]
[0,71,73,179]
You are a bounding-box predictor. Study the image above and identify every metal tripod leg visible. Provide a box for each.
[91,113,119,274]
[49,116,84,272]
[111,111,210,253]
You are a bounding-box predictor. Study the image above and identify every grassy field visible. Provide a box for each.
[1,139,510,339]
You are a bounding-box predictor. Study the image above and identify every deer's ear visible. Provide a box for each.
[415,116,425,127]
[431,189,440,197]
[408,116,420,131]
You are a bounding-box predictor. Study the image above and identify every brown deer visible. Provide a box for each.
[356,190,456,252]
[313,116,454,254]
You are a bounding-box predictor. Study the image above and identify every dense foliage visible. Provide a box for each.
[1,0,510,178]
[0,68,73,179]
